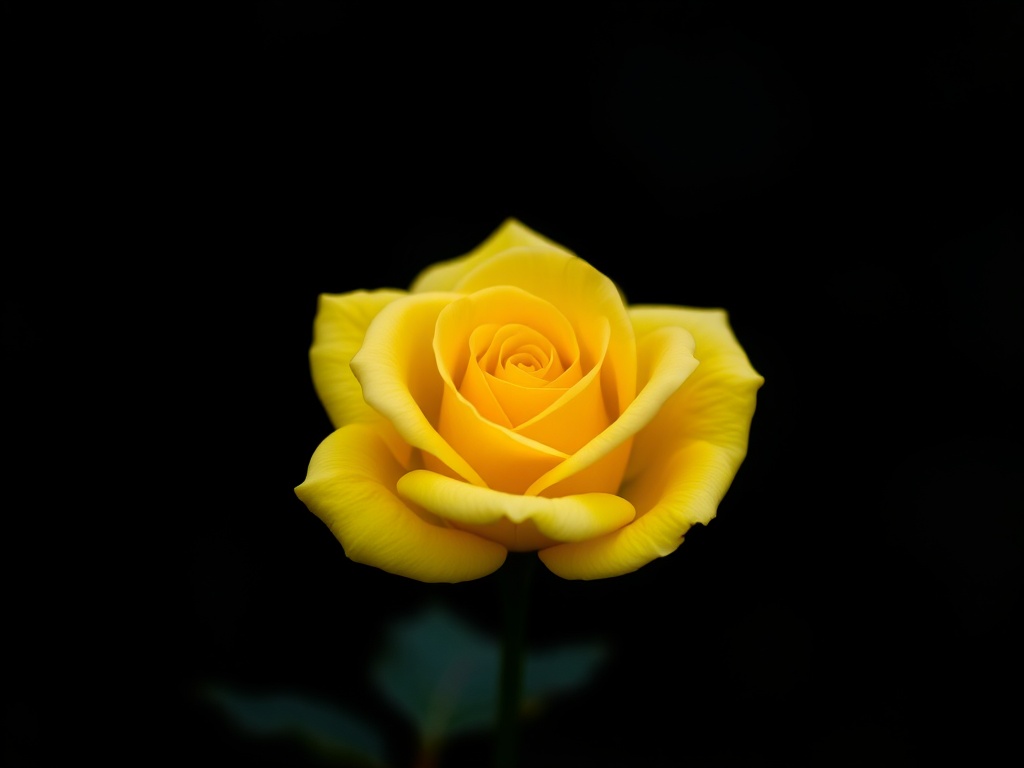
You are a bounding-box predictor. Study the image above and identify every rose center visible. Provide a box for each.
[478,324,566,387]
[433,286,586,431]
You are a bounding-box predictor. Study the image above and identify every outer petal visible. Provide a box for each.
[539,306,762,579]
[350,291,488,486]
[310,290,410,464]
[624,307,764,483]
[538,440,743,579]
[310,290,406,428]
[295,424,507,583]
[397,469,636,546]
[410,218,569,293]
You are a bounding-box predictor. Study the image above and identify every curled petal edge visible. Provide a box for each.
[397,469,636,543]
[538,438,747,580]
[295,424,507,583]
[309,294,407,419]
[540,305,762,579]
[351,292,489,486]
[625,306,764,484]
[309,289,410,461]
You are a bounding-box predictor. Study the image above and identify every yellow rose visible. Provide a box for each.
[295,219,763,582]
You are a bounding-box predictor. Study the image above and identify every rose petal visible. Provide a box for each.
[310,289,411,463]
[474,340,580,426]
[350,292,487,486]
[410,218,569,293]
[434,384,568,494]
[479,325,569,386]
[623,307,765,484]
[538,440,738,579]
[538,307,763,580]
[310,292,406,431]
[454,248,637,420]
[435,286,583,429]
[397,469,636,547]
[296,424,508,583]
[429,285,615,492]
[526,324,699,496]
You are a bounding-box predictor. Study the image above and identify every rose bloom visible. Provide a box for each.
[295,220,763,582]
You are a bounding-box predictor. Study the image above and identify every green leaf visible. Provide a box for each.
[203,685,389,767]
[524,642,609,707]
[371,603,501,747]
[370,603,608,749]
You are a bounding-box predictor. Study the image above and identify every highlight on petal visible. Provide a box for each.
[410,218,570,293]
[350,291,487,486]
[397,469,636,547]
[526,324,699,497]
[295,424,507,583]
[539,306,762,580]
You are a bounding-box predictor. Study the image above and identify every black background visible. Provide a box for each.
[7,2,1022,767]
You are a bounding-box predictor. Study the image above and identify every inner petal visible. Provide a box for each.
[453,248,637,419]
[506,346,547,374]
[435,286,583,429]
[485,371,571,427]
[486,325,564,384]
[475,325,582,428]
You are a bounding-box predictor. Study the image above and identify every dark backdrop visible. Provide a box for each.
[7,3,1022,767]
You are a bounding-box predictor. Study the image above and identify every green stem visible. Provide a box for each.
[493,552,535,768]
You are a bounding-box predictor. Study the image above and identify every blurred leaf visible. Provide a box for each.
[371,603,608,750]
[204,685,389,767]
[371,603,500,747]
[524,642,608,704]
